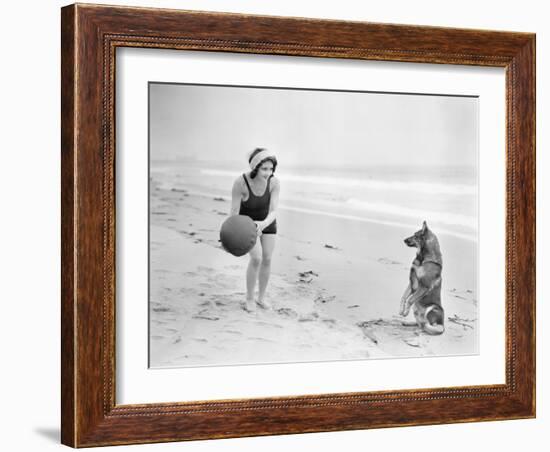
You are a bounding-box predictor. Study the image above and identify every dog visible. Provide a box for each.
[399,221,445,335]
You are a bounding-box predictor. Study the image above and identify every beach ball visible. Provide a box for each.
[220,215,257,256]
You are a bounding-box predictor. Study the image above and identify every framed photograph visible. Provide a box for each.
[61,3,535,447]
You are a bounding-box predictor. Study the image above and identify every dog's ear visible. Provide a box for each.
[422,220,428,232]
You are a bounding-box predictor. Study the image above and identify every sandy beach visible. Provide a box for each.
[148,173,478,368]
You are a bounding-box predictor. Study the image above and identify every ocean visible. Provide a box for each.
[151,159,478,242]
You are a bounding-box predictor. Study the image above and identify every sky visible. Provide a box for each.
[149,82,478,169]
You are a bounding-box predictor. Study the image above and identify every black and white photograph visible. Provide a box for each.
[148,82,479,368]
[4,0,544,450]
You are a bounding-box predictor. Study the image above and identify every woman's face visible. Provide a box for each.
[258,161,274,180]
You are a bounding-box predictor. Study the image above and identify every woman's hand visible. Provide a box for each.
[254,221,264,237]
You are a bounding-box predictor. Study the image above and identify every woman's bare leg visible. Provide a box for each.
[245,240,262,311]
[257,234,276,308]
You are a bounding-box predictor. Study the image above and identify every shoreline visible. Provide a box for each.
[155,186,477,243]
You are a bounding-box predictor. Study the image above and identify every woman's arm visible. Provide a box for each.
[259,178,280,231]
[229,178,243,216]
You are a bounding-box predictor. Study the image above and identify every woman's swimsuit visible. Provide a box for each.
[239,173,277,234]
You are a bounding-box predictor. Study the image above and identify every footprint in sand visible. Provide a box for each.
[198,282,214,289]
[175,354,206,361]
[377,257,403,266]
[222,330,242,336]
[298,312,320,322]
[254,321,283,329]
[357,318,423,343]
[192,314,220,321]
[184,271,198,277]
[197,266,215,273]
[297,343,313,349]
[276,307,298,319]
[155,269,172,274]
[248,337,276,343]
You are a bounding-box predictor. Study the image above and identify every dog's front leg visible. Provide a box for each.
[400,286,428,317]
[401,275,441,317]
[399,284,412,316]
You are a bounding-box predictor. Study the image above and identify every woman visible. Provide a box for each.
[230,148,280,312]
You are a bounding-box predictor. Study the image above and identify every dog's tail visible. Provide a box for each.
[424,323,445,335]
[424,305,445,335]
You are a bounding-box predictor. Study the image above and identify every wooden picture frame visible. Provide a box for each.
[61,3,535,447]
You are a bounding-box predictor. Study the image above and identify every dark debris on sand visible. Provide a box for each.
[355,321,380,344]
[298,270,319,278]
[314,294,336,304]
[357,319,385,328]
[298,270,319,283]
[448,314,475,329]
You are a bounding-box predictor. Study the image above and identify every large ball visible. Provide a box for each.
[219,215,257,256]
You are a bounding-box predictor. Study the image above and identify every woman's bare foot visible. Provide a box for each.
[257,297,272,310]
[243,297,256,313]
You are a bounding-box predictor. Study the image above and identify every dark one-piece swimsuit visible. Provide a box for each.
[239,173,277,234]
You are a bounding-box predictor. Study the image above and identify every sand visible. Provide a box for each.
[149,179,478,368]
